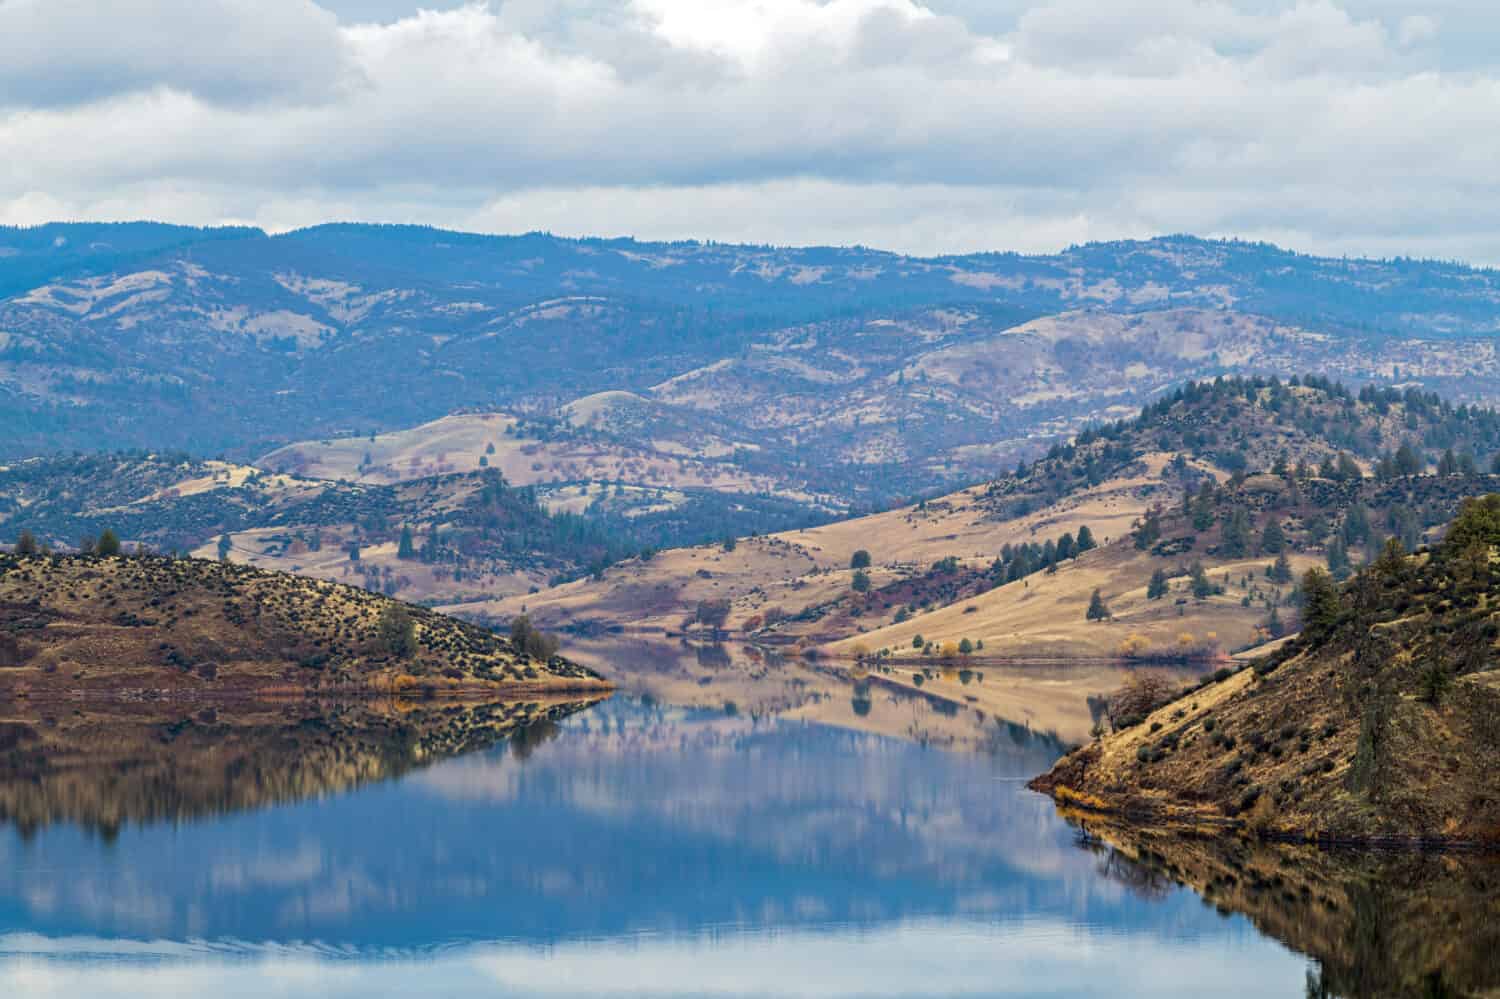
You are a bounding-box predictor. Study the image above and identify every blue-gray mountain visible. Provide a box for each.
[6,222,1500,509]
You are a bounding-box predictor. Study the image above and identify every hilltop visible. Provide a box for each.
[0,552,609,698]
[1031,495,1500,846]
[11,223,1500,510]
[485,376,1500,652]
[0,452,820,604]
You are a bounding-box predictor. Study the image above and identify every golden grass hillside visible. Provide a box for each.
[259,411,815,505]
[1031,496,1500,846]
[0,553,609,697]
[826,540,1319,661]
[445,463,1166,635]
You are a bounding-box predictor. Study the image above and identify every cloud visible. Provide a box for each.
[0,0,353,108]
[1,0,1500,262]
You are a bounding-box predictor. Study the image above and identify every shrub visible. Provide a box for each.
[1107,673,1175,729]
[509,614,561,660]
[377,604,417,658]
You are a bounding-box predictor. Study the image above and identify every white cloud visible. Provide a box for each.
[1,0,1500,262]
[0,0,353,108]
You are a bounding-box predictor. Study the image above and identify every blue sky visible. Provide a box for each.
[2,1,1499,260]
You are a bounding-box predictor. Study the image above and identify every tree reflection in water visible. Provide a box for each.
[1065,815,1500,998]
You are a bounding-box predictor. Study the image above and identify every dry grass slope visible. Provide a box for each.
[0,553,610,697]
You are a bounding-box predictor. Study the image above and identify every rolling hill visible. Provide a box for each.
[1031,495,1500,846]
[479,377,1500,659]
[11,223,1500,513]
[0,551,610,697]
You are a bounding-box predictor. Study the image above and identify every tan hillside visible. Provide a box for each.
[443,464,1164,635]
[259,411,819,507]
[1031,496,1500,846]
[825,541,1321,661]
[0,552,610,697]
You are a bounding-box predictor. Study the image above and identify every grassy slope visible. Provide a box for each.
[0,553,609,697]
[1032,501,1500,845]
[444,469,1159,633]
[258,411,820,505]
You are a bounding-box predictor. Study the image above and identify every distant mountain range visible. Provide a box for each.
[5,222,1500,513]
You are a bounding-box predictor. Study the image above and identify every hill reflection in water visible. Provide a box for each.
[0,693,1461,997]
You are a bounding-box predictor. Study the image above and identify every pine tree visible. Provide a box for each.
[1190,561,1215,599]
[1132,509,1161,550]
[1147,568,1169,600]
[1394,442,1423,476]
[1326,535,1351,579]
[1269,551,1293,584]
[397,526,416,560]
[1056,533,1075,561]
[1075,525,1096,552]
[1260,518,1285,555]
[96,530,121,557]
[217,534,232,561]
[1192,481,1216,531]
[14,531,38,556]
[1220,508,1251,558]
[1086,589,1111,621]
[1336,452,1363,481]
[1300,568,1342,640]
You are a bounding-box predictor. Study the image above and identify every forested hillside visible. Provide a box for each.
[9,223,1500,510]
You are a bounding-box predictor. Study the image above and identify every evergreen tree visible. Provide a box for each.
[1147,568,1169,600]
[1132,508,1162,550]
[217,533,232,561]
[1056,533,1075,561]
[1336,452,1363,481]
[397,525,416,560]
[1086,589,1111,621]
[1269,551,1293,584]
[851,570,870,593]
[1326,535,1351,579]
[1192,481,1216,531]
[96,530,121,557]
[1075,525,1096,552]
[1394,442,1423,476]
[850,549,872,569]
[1260,518,1285,555]
[1220,508,1251,558]
[1300,568,1342,640]
[14,531,37,556]
[1190,561,1215,599]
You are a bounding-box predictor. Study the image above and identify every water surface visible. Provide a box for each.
[0,693,1338,997]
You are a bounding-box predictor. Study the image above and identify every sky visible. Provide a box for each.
[1,0,1498,260]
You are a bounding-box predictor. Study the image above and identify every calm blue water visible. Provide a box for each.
[0,698,1311,997]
